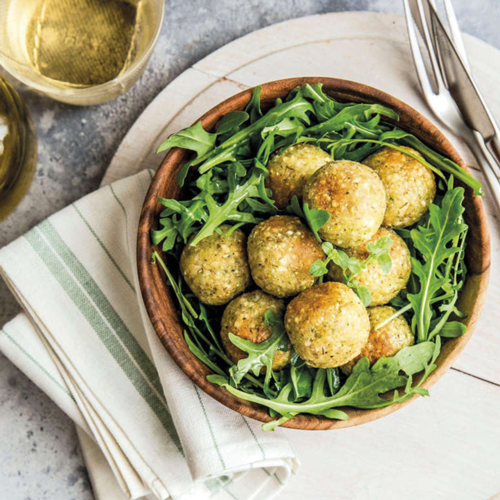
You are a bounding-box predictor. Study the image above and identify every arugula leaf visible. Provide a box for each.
[321,132,480,195]
[151,218,179,252]
[301,83,331,104]
[212,341,438,428]
[286,195,305,218]
[245,86,263,123]
[216,92,312,154]
[260,384,299,431]
[184,331,227,377]
[345,119,383,139]
[303,203,330,241]
[270,92,314,124]
[262,117,303,138]
[157,121,217,155]
[290,355,315,400]
[229,310,290,397]
[354,285,372,308]
[426,221,468,340]
[302,84,338,121]
[151,197,209,250]
[325,137,447,180]
[159,198,207,243]
[301,83,365,122]
[255,129,277,165]
[381,130,483,196]
[326,367,341,396]
[189,165,263,246]
[195,169,228,194]
[408,187,468,342]
[172,91,314,186]
[310,237,393,306]
[216,111,249,135]
[439,322,467,338]
[197,143,240,174]
[307,104,398,135]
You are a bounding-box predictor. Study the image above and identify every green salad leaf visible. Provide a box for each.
[152,250,268,391]
[216,110,249,135]
[151,217,179,252]
[318,132,482,196]
[262,117,304,138]
[190,164,265,246]
[290,355,315,400]
[407,186,468,342]
[229,310,290,397]
[309,237,392,306]
[157,120,217,155]
[383,130,483,196]
[301,82,331,104]
[306,103,399,135]
[210,339,440,427]
[245,85,263,123]
[303,203,330,241]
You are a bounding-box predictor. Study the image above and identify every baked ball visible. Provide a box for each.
[341,306,415,375]
[328,227,411,306]
[284,282,370,368]
[363,146,436,228]
[247,215,325,298]
[220,290,291,370]
[265,143,332,209]
[303,160,386,248]
[180,224,251,306]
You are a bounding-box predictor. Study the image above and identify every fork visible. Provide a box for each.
[403,0,500,209]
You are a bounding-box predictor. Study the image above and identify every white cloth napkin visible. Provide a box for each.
[0,169,299,500]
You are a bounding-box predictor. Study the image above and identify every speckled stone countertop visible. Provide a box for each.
[1,1,499,499]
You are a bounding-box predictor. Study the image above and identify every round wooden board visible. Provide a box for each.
[103,12,500,499]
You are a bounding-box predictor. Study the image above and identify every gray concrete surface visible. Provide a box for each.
[1,1,499,498]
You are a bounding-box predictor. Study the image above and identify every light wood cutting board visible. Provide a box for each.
[102,13,500,500]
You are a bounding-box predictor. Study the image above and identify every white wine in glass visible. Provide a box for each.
[0,76,37,220]
[0,0,164,105]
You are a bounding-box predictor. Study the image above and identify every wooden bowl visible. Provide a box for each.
[138,77,491,430]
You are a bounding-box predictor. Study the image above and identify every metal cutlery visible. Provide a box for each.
[404,0,500,209]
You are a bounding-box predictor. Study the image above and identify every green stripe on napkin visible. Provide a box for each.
[24,226,183,454]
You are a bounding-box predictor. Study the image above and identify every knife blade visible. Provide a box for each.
[411,0,500,144]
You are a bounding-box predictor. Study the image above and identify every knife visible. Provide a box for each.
[410,0,500,160]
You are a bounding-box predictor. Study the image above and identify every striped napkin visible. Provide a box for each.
[0,169,298,500]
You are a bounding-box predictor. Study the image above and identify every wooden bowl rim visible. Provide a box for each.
[137,77,491,430]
